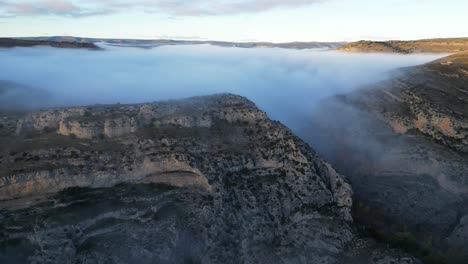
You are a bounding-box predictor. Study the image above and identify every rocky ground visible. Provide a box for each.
[0,94,417,263]
[304,52,468,263]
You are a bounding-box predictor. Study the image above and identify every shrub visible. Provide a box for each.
[70,151,79,158]
[43,126,56,133]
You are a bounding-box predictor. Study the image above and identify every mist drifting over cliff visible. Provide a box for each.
[0,44,442,131]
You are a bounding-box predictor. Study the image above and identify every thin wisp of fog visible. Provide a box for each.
[0,44,443,131]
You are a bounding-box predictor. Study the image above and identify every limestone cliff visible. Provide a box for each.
[0,94,415,263]
[349,52,468,152]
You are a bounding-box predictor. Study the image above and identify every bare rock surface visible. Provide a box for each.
[0,94,415,263]
[349,52,468,153]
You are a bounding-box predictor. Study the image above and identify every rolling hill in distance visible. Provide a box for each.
[3,36,468,55]
[0,38,99,50]
[337,38,468,53]
[15,36,347,50]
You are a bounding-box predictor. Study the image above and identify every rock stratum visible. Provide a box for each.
[306,52,468,263]
[0,94,415,263]
[350,52,468,152]
[337,38,468,54]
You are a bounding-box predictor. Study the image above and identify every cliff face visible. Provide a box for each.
[350,52,468,153]
[305,53,468,262]
[0,94,415,264]
[1,95,276,200]
[337,38,468,54]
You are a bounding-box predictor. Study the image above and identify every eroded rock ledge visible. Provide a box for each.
[347,52,468,153]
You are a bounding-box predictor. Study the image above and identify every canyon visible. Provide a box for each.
[1,38,467,263]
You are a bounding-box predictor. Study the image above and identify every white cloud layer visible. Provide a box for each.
[0,0,323,17]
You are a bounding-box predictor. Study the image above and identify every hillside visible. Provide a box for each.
[305,52,468,263]
[0,38,99,49]
[337,38,468,53]
[350,51,468,152]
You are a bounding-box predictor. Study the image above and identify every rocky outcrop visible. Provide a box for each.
[15,95,267,140]
[0,94,417,263]
[348,52,468,153]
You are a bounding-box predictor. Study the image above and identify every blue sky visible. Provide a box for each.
[0,0,467,42]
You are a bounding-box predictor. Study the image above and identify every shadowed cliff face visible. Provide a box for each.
[304,52,468,263]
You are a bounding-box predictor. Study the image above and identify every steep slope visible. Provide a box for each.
[350,51,468,152]
[0,94,415,263]
[305,53,468,263]
[337,38,468,53]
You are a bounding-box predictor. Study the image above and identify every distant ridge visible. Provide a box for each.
[337,37,468,53]
[0,38,99,49]
[17,36,347,50]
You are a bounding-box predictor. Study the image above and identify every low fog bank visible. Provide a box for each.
[0,44,442,131]
[0,80,50,112]
[2,41,460,256]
